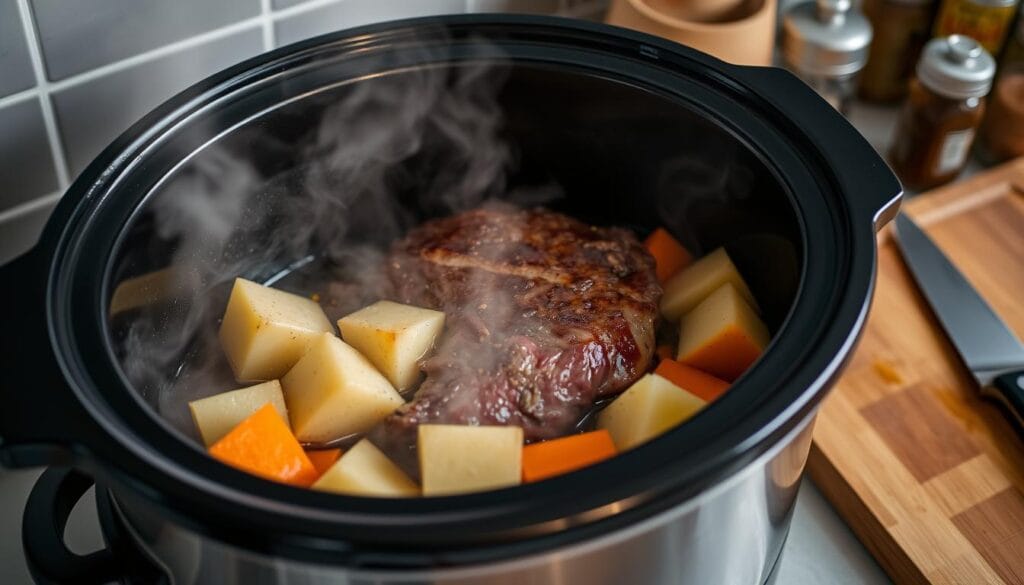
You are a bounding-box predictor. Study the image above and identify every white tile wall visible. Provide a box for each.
[0,0,610,265]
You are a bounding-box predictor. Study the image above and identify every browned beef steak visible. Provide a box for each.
[368,206,661,474]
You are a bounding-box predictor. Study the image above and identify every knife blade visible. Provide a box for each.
[893,213,1024,428]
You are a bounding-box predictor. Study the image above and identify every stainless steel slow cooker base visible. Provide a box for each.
[34,414,810,585]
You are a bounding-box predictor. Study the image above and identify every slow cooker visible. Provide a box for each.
[0,15,900,585]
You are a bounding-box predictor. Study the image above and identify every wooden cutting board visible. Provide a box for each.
[808,157,1024,585]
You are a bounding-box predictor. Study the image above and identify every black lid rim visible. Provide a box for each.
[37,14,879,562]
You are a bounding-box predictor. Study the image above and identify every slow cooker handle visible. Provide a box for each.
[23,467,124,585]
[0,250,98,468]
[729,66,903,230]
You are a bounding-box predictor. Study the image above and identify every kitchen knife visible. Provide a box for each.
[893,213,1024,428]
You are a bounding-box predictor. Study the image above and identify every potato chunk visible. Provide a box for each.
[337,301,445,391]
[676,283,770,382]
[419,425,523,496]
[597,374,706,451]
[219,278,333,382]
[312,440,418,497]
[281,333,404,443]
[189,380,288,446]
[659,248,758,322]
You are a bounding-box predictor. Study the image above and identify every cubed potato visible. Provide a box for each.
[312,439,418,497]
[337,301,445,391]
[189,380,288,446]
[659,248,758,322]
[219,278,333,382]
[281,333,404,443]
[597,374,706,451]
[676,283,770,382]
[419,425,523,496]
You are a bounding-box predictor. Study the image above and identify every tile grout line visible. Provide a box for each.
[0,0,349,234]
[15,0,70,190]
[3,0,358,113]
[46,17,267,94]
[0,87,39,110]
[42,0,344,96]
[260,0,276,51]
[0,191,62,225]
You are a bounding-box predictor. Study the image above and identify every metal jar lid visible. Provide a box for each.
[782,0,873,77]
[917,35,996,99]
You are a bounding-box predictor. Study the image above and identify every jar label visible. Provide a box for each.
[936,129,975,174]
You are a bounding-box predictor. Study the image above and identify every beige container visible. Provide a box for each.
[643,0,752,22]
[606,0,777,66]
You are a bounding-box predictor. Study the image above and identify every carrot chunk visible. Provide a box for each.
[656,344,675,362]
[209,403,318,487]
[644,228,693,283]
[521,430,617,482]
[305,448,343,476]
[654,359,730,402]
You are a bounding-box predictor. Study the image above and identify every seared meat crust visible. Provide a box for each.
[368,206,660,472]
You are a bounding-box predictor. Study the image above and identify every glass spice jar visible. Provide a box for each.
[859,0,938,102]
[783,0,873,114]
[976,15,1024,162]
[889,35,995,190]
[933,0,1019,55]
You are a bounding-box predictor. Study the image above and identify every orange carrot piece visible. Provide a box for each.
[209,404,318,487]
[644,228,693,283]
[522,430,617,483]
[306,448,343,476]
[678,325,763,382]
[654,359,730,402]
[656,344,675,361]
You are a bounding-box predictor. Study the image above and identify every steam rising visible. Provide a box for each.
[115,43,560,436]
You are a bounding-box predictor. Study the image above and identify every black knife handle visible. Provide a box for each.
[982,370,1024,430]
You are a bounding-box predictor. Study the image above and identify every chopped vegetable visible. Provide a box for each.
[305,448,343,476]
[282,332,404,443]
[521,430,617,482]
[219,278,333,382]
[312,440,418,497]
[654,359,730,403]
[659,248,758,322]
[337,300,445,391]
[208,403,317,487]
[419,424,523,496]
[189,380,289,446]
[597,374,706,451]
[656,344,675,361]
[676,283,769,382]
[644,228,693,283]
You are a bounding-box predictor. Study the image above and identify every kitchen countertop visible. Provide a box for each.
[0,101,921,585]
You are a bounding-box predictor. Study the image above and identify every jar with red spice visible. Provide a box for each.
[889,35,996,189]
